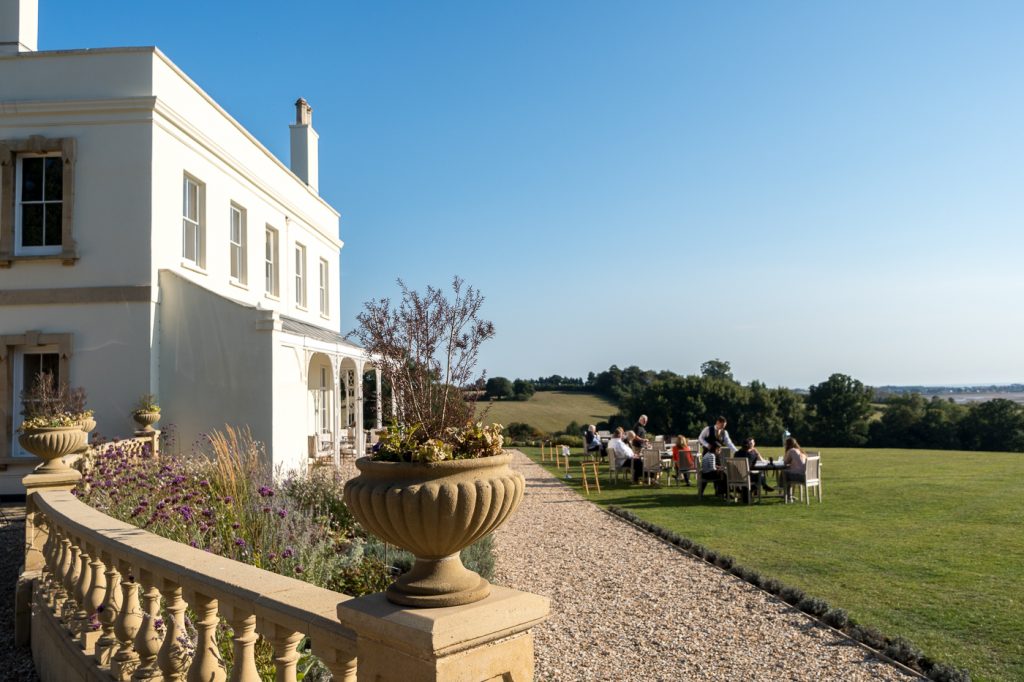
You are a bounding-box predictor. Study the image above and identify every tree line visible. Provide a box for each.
[488,360,1024,452]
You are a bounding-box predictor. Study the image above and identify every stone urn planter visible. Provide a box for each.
[343,453,525,608]
[78,416,96,452]
[18,426,87,472]
[132,410,161,432]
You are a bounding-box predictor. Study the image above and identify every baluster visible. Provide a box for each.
[131,570,164,680]
[72,543,95,639]
[156,578,191,680]
[314,645,357,682]
[186,592,225,682]
[266,624,303,682]
[49,531,70,612]
[80,546,106,653]
[39,522,56,594]
[61,542,81,628]
[111,560,142,682]
[224,604,260,682]
[95,551,122,666]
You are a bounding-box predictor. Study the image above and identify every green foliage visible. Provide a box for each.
[806,373,873,446]
[133,393,160,414]
[505,422,543,442]
[484,377,514,400]
[371,422,504,462]
[511,378,535,401]
[958,398,1024,452]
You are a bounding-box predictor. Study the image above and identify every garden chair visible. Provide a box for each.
[726,457,756,504]
[607,450,629,484]
[789,455,822,504]
[580,460,601,495]
[641,447,664,485]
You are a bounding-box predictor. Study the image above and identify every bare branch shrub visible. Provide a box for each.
[349,276,495,441]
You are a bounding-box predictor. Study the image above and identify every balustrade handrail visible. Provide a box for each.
[31,488,358,681]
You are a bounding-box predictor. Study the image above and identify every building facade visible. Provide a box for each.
[0,2,379,494]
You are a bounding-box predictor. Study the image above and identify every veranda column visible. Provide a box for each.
[331,355,342,466]
[374,368,383,430]
[354,361,365,457]
[17,464,82,645]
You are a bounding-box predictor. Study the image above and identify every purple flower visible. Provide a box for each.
[231,522,241,530]
[234,538,246,547]
[294,565,304,574]
[258,486,274,497]
[276,509,287,519]
[223,496,233,504]
[189,540,198,548]
[282,547,294,559]
[268,552,277,560]
[178,506,194,522]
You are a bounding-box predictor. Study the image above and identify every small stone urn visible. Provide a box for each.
[18,426,88,472]
[132,410,161,433]
[344,453,525,608]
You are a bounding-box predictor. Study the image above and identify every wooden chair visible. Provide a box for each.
[607,449,629,484]
[641,447,668,485]
[790,454,822,504]
[726,457,757,504]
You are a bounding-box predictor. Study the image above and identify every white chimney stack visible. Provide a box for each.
[0,0,37,55]
[289,98,319,193]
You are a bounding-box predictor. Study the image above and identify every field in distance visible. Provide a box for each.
[476,390,616,434]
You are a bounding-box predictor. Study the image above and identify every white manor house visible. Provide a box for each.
[0,0,383,495]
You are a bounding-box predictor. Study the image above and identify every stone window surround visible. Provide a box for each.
[0,331,73,465]
[0,136,78,268]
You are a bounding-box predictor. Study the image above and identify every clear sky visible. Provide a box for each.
[39,1,1024,388]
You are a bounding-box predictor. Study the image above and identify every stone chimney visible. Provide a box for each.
[0,0,37,55]
[289,98,319,193]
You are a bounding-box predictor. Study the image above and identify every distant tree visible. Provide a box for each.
[505,422,542,441]
[700,359,735,382]
[511,379,534,401]
[917,397,966,450]
[869,393,929,448]
[484,377,514,400]
[958,398,1024,452]
[806,373,873,446]
[770,387,807,438]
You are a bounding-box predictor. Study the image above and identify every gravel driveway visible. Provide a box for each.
[0,504,39,682]
[491,451,915,682]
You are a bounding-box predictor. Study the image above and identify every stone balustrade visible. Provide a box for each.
[18,465,549,682]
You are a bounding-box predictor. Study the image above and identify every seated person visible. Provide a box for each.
[782,436,808,503]
[608,428,644,484]
[672,435,695,486]
[736,437,774,493]
[584,424,603,458]
[699,443,727,497]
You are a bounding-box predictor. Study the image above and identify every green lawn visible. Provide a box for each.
[478,391,616,434]
[518,446,1024,682]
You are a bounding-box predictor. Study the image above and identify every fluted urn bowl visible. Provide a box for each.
[132,410,161,432]
[344,453,525,608]
[18,426,87,472]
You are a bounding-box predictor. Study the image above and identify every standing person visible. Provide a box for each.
[782,436,807,503]
[698,416,738,463]
[673,435,695,486]
[632,414,649,451]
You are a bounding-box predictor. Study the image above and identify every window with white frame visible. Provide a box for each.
[265,226,279,296]
[294,243,307,308]
[182,174,205,268]
[0,136,77,266]
[229,203,247,284]
[319,258,329,317]
[15,153,63,256]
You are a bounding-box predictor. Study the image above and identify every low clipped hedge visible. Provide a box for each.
[607,507,970,682]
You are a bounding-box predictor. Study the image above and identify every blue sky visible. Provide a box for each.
[41,1,1023,388]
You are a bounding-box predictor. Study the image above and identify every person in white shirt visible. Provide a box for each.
[698,416,738,462]
[607,427,643,483]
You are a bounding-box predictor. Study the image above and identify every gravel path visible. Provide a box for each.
[491,451,915,682]
[0,504,40,682]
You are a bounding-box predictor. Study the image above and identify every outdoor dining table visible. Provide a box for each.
[752,460,788,496]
